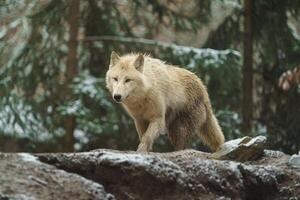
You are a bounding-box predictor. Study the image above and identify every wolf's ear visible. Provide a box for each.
[109,51,120,69]
[134,54,144,72]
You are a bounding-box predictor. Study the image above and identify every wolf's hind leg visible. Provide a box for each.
[168,123,189,151]
[168,103,207,151]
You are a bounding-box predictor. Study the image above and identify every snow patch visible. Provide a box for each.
[100,152,158,166]
[19,153,40,164]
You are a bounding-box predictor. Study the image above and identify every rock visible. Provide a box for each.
[37,148,300,200]
[0,153,114,200]
[38,150,199,200]
[2,147,300,200]
[289,154,300,168]
[211,136,267,162]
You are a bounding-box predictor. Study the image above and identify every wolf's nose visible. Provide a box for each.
[113,94,122,102]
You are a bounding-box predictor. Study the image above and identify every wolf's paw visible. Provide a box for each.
[137,143,150,152]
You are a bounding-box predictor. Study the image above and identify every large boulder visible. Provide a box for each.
[1,138,300,200]
[0,153,114,200]
[36,149,300,200]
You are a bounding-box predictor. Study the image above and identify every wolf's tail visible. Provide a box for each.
[198,105,225,152]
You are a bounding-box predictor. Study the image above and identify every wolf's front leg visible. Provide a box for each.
[137,118,165,152]
[134,119,148,140]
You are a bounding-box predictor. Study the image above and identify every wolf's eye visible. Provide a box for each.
[125,79,131,83]
[113,77,118,81]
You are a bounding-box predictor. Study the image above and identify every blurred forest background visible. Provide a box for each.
[0,0,299,154]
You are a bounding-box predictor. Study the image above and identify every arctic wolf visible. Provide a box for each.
[106,52,225,152]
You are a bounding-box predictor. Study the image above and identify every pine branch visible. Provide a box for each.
[80,35,240,56]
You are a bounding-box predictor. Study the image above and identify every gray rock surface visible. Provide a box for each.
[37,148,299,200]
[211,136,267,162]
[1,141,300,200]
[289,154,300,168]
[0,153,114,200]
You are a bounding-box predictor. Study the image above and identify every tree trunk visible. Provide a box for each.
[242,0,253,134]
[64,0,80,152]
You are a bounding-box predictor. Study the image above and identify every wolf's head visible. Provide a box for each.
[106,52,147,103]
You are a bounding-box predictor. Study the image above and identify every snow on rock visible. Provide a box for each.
[19,153,40,164]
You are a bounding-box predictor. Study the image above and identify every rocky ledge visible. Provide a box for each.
[1,138,300,200]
